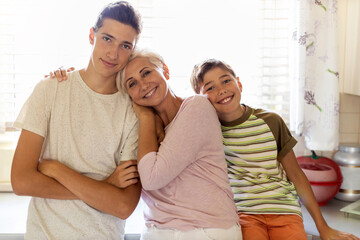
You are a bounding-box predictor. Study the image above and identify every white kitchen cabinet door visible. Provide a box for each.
[338,0,360,96]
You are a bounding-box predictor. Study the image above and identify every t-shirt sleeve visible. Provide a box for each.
[138,96,222,190]
[13,79,55,138]
[256,109,297,161]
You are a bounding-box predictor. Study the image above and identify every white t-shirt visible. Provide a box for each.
[14,71,138,240]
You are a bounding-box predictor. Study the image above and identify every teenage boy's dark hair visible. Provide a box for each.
[93,1,142,34]
[190,59,236,94]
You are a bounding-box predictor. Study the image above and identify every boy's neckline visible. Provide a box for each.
[220,104,251,127]
[79,68,118,95]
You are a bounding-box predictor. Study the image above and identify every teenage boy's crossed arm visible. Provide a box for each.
[11,129,141,219]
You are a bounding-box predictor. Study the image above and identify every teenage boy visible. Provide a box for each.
[11,2,142,239]
[190,59,359,240]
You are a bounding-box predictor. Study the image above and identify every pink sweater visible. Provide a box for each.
[138,95,238,231]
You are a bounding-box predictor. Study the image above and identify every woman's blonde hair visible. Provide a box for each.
[116,49,165,91]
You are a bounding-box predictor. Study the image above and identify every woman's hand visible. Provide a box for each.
[44,67,75,81]
[132,102,155,119]
[132,103,164,144]
[154,114,165,144]
[105,160,139,188]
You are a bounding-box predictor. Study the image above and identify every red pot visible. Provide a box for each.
[296,152,343,206]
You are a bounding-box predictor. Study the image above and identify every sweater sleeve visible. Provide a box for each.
[138,96,222,190]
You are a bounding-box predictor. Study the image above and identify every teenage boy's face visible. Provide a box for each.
[90,18,138,78]
[200,67,243,122]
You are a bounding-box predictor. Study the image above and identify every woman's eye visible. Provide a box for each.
[128,81,136,88]
[142,70,151,77]
[224,79,231,84]
[103,37,111,42]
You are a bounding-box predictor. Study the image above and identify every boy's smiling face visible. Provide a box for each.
[200,67,245,122]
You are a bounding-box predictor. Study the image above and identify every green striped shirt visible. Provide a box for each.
[221,105,302,217]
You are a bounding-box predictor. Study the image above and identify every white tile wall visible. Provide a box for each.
[340,93,360,113]
[339,133,359,144]
[339,93,360,145]
[339,113,360,133]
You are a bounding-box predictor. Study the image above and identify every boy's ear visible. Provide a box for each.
[237,77,242,91]
[89,27,95,45]
[163,63,170,80]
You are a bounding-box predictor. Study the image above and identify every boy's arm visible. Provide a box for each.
[281,150,359,240]
[12,129,141,219]
[38,159,141,219]
[11,129,78,199]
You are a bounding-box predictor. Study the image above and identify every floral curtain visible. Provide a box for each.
[289,0,339,151]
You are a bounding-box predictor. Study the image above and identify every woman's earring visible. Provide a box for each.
[163,63,170,80]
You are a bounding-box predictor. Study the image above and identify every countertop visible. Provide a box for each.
[1,193,359,239]
[301,198,360,237]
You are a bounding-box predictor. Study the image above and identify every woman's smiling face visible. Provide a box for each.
[123,57,169,107]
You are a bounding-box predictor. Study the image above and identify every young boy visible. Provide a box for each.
[11,2,142,239]
[190,59,359,240]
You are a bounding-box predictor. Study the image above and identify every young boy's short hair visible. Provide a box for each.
[190,59,237,94]
[93,1,142,35]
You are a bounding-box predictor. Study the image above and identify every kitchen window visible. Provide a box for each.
[0,0,291,138]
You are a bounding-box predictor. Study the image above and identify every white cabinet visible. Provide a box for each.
[338,0,360,96]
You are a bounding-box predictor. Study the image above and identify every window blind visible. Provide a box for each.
[0,0,291,135]
[0,0,15,132]
[259,0,291,124]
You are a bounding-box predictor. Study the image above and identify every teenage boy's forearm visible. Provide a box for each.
[47,163,141,219]
[11,129,78,200]
[12,168,78,199]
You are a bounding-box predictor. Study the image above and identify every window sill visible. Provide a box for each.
[0,183,12,192]
[0,132,19,145]
[0,142,15,184]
